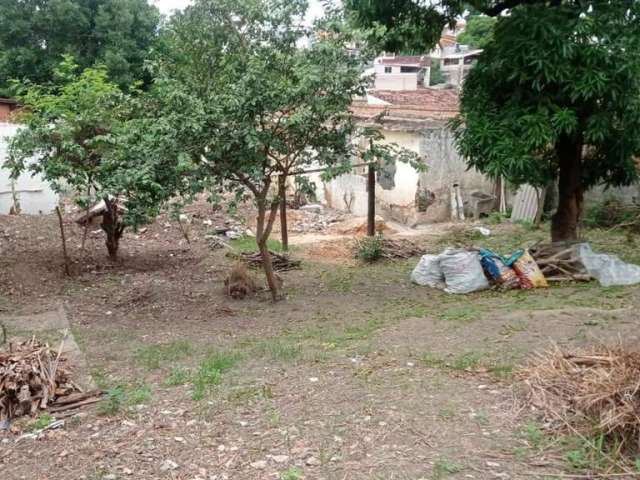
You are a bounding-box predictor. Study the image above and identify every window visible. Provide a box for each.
[384,66,392,73]
[443,58,459,66]
[400,66,420,73]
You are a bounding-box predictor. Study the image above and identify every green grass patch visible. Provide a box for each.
[28,413,54,431]
[165,366,192,386]
[432,458,464,479]
[192,351,238,400]
[280,467,302,480]
[135,339,194,370]
[229,235,283,253]
[439,305,479,323]
[98,383,152,416]
[251,337,302,362]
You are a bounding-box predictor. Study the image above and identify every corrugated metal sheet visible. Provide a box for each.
[511,185,544,222]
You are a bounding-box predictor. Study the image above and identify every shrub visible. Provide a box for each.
[356,235,384,262]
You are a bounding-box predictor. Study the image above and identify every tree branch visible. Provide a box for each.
[476,0,548,16]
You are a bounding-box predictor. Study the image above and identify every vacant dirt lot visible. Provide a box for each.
[1,204,639,480]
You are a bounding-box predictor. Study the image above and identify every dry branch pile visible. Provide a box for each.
[234,251,302,272]
[520,345,640,456]
[0,337,98,423]
[530,242,591,282]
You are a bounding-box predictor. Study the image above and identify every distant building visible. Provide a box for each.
[430,24,483,87]
[0,122,59,215]
[373,54,431,91]
[310,88,496,225]
[436,45,483,87]
[0,97,19,122]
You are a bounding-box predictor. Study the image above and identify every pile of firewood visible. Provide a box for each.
[0,336,100,423]
[530,242,591,282]
[378,238,428,259]
[232,251,302,272]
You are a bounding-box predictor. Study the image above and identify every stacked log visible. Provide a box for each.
[530,242,591,282]
[233,251,302,272]
[0,337,96,423]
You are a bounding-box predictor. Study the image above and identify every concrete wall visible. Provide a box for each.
[319,126,495,224]
[0,123,59,215]
[584,184,640,207]
[374,74,419,91]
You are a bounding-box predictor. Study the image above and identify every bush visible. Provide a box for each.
[584,198,640,231]
[356,235,384,262]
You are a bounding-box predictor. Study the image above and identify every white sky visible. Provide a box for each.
[151,0,326,23]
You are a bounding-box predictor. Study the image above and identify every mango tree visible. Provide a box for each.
[346,0,640,241]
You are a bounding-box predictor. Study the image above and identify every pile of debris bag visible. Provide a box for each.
[411,243,640,294]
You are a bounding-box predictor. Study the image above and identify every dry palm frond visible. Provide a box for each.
[520,344,640,456]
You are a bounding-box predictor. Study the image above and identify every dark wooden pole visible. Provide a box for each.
[279,174,288,251]
[55,206,71,276]
[367,163,376,237]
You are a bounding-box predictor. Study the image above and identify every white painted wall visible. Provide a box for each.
[320,127,495,224]
[0,123,59,215]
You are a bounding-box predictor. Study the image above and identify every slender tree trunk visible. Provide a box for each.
[101,197,124,260]
[256,197,282,301]
[278,174,288,251]
[551,136,583,242]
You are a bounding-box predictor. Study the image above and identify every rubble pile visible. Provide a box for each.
[289,205,346,234]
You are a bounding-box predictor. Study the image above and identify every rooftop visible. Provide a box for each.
[351,88,460,128]
[367,89,459,110]
[376,55,431,67]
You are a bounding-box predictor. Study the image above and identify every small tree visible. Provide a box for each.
[429,61,445,86]
[6,58,191,259]
[151,0,420,299]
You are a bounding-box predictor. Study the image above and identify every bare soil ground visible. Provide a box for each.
[1,203,640,480]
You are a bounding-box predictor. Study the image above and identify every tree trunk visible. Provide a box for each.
[101,197,124,260]
[278,174,288,251]
[256,198,282,301]
[551,136,583,242]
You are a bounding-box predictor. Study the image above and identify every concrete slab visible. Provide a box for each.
[0,303,93,389]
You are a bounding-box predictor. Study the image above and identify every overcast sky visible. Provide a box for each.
[151,0,326,23]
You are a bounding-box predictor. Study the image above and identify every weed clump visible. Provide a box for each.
[355,234,384,262]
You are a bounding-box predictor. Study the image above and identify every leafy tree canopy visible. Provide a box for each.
[457,14,496,49]
[346,0,640,241]
[0,0,160,95]
[147,0,419,297]
[6,58,192,258]
[452,2,640,239]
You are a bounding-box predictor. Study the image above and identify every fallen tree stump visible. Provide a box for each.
[0,336,101,424]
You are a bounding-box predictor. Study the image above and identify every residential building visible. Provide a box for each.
[373,54,431,91]
[436,44,483,87]
[312,88,495,225]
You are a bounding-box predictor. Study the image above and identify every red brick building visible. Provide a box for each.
[0,97,19,122]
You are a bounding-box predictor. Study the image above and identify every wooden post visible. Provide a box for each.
[279,174,288,251]
[55,206,71,276]
[367,163,376,237]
